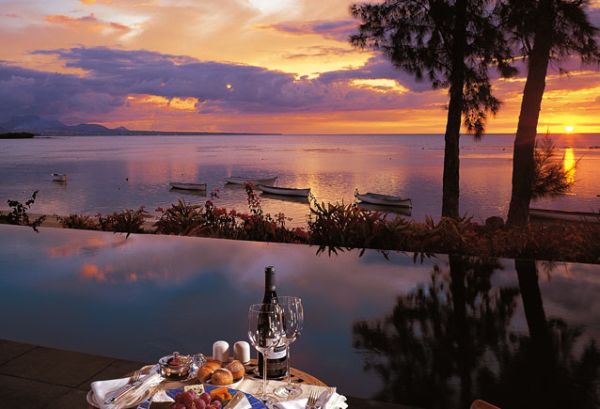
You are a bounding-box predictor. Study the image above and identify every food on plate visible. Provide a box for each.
[170,389,232,409]
[196,364,216,383]
[171,390,207,409]
[225,360,245,381]
[209,387,232,404]
[199,392,212,405]
[196,357,245,385]
[211,368,234,385]
[204,360,222,371]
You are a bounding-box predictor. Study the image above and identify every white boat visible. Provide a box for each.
[530,208,599,223]
[225,176,277,185]
[355,192,412,207]
[260,192,310,204]
[169,182,207,191]
[257,184,311,197]
[51,173,67,182]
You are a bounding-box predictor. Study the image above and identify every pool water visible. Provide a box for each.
[0,224,599,408]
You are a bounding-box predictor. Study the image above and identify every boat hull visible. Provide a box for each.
[357,203,412,216]
[169,182,207,191]
[52,173,67,182]
[257,184,310,197]
[225,176,277,185]
[530,208,599,223]
[355,193,412,207]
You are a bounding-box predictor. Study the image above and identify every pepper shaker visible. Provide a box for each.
[233,341,250,364]
[212,340,230,362]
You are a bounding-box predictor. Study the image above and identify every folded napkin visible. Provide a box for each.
[235,379,347,409]
[273,390,347,409]
[91,372,163,409]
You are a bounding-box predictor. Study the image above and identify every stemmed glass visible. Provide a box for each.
[248,303,285,406]
[274,296,304,399]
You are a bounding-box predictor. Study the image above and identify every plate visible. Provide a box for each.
[138,385,266,409]
[205,376,244,389]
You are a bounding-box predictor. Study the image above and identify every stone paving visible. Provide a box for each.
[0,339,142,408]
[0,339,417,409]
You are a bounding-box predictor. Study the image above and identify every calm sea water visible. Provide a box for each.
[0,134,598,225]
[0,225,598,408]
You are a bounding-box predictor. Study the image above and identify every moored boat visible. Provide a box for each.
[530,208,599,223]
[225,176,277,185]
[257,184,311,197]
[169,182,207,191]
[260,192,310,204]
[355,191,412,207]
[51,173,67,182]
[356,202,412,216]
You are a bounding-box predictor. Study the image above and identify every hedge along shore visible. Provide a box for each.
[1,209,598,265]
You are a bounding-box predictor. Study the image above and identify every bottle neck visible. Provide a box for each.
[263,267,277,304]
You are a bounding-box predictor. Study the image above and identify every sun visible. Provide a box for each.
[564,125,575,133]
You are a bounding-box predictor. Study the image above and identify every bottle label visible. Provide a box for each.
[264,345,287,359]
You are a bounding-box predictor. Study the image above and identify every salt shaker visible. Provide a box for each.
[212,340,230,362]
[233,341,250,364]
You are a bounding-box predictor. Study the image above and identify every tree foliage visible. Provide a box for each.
[499,0,600,67]
[350,0,516,137]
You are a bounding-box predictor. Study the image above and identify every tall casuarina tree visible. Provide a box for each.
[503,0,600,225]
[350,0,515,218]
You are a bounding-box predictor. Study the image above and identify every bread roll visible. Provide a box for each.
[196,364,216,382]
[211,368,234,385]
[225,360,245,381]
[205,360,222,371]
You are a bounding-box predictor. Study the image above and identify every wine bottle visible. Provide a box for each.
[258,266,288,378]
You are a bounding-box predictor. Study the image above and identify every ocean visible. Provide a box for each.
[1,133,598,225]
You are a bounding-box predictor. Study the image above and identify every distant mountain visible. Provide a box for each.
[1,115,66,132]
[0,115,129,136]
[0,115,278,136]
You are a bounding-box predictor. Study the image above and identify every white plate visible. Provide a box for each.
[205,376,244,389]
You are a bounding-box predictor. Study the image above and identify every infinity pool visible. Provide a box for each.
[0,225,598,408]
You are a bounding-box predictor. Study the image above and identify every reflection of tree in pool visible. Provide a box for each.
[352,256,600,409]
[485,259,600,409]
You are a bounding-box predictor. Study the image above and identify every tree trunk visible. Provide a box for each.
[441,0,468,219]
[506,0,553,226]
[515,258,555,408]
[449,255,472,408]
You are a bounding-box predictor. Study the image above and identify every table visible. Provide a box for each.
[86,359,327,408]
[243,359,326,387]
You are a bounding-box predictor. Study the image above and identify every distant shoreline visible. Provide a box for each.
[0,132,35,139]
[3,132,600,138]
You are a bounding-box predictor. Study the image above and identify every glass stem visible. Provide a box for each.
[285,343,292,388]
[262,353,268,398]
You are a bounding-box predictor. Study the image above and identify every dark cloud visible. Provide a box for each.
[0,63,123,122]
[319,55,434,92]
[267,19,357,42]
[1,47,432,122]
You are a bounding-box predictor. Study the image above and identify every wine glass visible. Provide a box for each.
[248,303,284,406]
[274,296,304,399]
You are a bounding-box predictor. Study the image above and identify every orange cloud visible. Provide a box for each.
[45,13,130,34]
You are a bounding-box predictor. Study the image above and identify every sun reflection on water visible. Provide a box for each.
[563,147,576,184]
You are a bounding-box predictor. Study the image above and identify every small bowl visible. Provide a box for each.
[158,352,193,380]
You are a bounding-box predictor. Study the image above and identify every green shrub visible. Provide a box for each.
[1,191,45,232]
[154,200,205,235]
[57,214,98,230]
[98,207,148,237]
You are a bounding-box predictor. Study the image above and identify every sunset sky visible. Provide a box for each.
[1,0,599,134]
